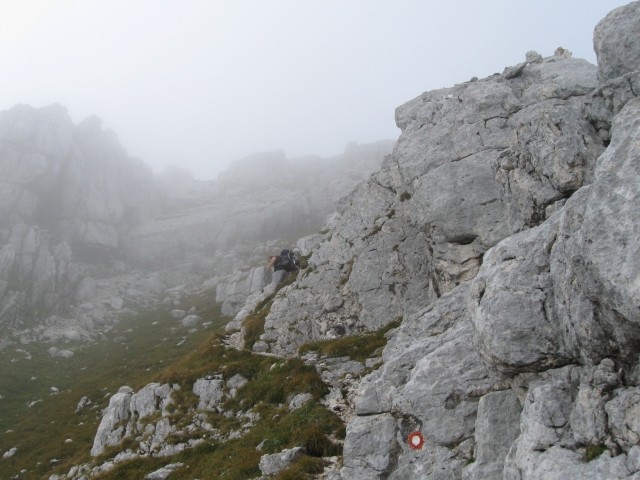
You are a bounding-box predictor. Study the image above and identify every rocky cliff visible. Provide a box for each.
[237,2,640,479]
[0,103,391,342]
[0,104,160,339]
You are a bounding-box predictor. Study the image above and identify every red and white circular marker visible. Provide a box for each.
[407,431,424,450]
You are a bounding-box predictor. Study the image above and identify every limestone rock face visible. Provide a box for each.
[91,386,134,456]
[260,49,603,357]
[594,1,640,82]
[228,3,640,479]
[0,105,160,336]
[258,447,305,476]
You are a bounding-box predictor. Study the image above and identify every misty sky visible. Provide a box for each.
[0,1,630,180]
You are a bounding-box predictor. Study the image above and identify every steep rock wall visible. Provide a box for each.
[0,105,160,333]
[248,2,640,478]
[260,52,604,356]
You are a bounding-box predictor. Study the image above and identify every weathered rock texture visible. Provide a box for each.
[240,2,640,478]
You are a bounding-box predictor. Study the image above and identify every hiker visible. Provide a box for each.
[266,249,298,284]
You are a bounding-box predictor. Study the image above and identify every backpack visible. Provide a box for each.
[277,249,298,272]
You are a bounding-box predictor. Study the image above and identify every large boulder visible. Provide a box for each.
[594,1,640,83]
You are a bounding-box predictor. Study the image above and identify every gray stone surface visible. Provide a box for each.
[192,377,225,410]
[91,386,133,456]
[288,392,313,411]
[463,390,522,480]
[258,446,305,476]
[144,463,184,480]
[594,1,640,83]
[259,50,604,358]
[341,414,397,480]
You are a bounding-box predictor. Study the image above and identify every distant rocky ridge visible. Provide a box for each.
[0,103,392,343]
[225,2,640,479]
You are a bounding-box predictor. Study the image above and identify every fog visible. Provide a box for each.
[0,0,628,180]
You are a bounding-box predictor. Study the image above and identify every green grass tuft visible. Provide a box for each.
[274,454,326,479]
[298,317,402,362]
[584,443,607,462]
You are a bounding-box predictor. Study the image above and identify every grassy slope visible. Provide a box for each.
[0,294,225,480]
[0,282,398,480]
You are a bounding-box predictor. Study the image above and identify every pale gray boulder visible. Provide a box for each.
[259,446,305,476]
[605,388,640,450]
[340,414,397,480]
[192,377,225,410]
[2,447,17,458]
[288,392,313,411]
[90,382,180,457]
[144,463,184,480]
[180,314,201,328]
[91,386,133,456]
[469,217,569,373]
[226,373,248,398]
[594,1,640,83]
[129,383,173,420]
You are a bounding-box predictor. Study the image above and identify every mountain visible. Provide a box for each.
[3,2,640,479]
[232,2,640,478]
[0,103,392,343]
[0,104,160,342]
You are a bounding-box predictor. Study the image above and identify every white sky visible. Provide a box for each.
[0,0,630,180]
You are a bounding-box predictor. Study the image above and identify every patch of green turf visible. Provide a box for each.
[298,317,402,362]
[0,291,227,480]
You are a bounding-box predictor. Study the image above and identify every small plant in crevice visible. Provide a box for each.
[339,258,355,286]
[584,443,607,462]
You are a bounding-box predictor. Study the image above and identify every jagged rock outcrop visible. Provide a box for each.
[90,373,252,462]
[258,50,604,357]
[234,2,640,479]
[0,105,160,338]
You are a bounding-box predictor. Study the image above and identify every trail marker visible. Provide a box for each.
[407,431,424,450]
